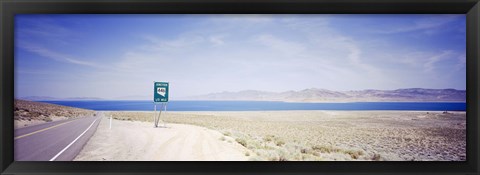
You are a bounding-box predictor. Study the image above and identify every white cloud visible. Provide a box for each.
[16,16,78,45]
[374,15,460,35]
[140,34,206,52]
[394,50,462,73]
[17,42,103,69]
[424,51,454,72]
[15,15,466,99]
[209,35,226,46]
[107,16,396,95]
[253,34,305,56]
[455,53,466,71]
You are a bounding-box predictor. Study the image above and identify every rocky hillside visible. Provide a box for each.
[186,88,465,102]
[14,99,95,122]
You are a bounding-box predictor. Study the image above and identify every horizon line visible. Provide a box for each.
[17,87,466,101]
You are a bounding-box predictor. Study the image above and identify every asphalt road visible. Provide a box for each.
[14,112,102,161]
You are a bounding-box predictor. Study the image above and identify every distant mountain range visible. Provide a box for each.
[20,88,466,102]
[184,88,466,102]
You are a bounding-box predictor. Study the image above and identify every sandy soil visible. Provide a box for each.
[74,113,249,161]
[107,110,466,161]
[14,116,69,129]
[14,99,95,129]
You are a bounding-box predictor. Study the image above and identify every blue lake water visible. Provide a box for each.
[38,100,467,111]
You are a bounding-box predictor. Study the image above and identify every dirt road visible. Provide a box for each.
[74,114,248,161]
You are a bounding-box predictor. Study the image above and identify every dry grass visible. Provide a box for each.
[14,99,95,128]
[107,110,466,161]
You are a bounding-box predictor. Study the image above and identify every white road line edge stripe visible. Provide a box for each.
[49,117,99,161]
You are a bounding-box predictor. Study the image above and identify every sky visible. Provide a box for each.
[14,14,466,100]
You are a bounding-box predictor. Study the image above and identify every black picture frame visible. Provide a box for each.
[1,0,479,174]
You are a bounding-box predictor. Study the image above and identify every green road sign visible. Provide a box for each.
[154,82,169,103]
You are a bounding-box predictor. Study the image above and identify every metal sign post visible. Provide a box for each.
[163,103,167,127]
[153,103,167,127]
[153,104,157,127]
[153,82,169,128]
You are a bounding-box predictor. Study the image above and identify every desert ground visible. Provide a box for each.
[14,100,466,161]
[77,110,466,161]
[14,99,95,129]
[74,113,249,161]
